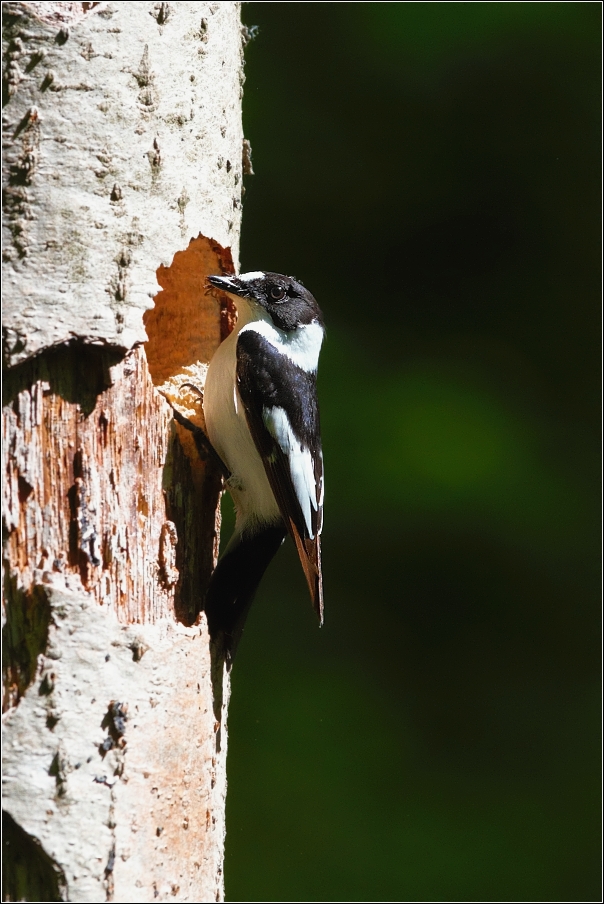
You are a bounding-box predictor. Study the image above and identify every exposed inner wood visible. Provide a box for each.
[144,235,235,392]
[3,236,235,711]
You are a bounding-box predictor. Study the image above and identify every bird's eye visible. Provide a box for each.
[269,285,286,301]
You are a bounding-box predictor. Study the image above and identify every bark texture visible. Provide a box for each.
[2,3,245,901]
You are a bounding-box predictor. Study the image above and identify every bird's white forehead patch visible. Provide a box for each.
[238,271,265,282]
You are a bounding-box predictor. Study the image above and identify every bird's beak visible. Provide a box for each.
[207,274,246,297]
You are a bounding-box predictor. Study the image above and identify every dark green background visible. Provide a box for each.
[224,3,601,901]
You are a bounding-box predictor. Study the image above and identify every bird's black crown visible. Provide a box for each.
[208,271,323,332]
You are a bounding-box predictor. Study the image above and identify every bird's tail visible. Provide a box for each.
[205,522,286,659]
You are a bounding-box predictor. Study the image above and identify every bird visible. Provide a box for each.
[202,270,325,656]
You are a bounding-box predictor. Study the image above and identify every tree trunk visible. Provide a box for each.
[2,3,244,901]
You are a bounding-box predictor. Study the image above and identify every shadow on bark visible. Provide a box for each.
[2,576,51,712]
[162,424,223,627]
[2,810,67,903]
[2,341,124,416]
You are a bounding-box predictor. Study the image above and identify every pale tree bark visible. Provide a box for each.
[2,3,247,901]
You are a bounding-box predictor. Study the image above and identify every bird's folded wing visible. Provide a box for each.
[236,331,324,622]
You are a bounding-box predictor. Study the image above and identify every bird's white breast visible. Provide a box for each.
[203,319,280,532]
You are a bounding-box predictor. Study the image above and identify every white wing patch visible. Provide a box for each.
[263,406,319,538]
[318,450,325,507]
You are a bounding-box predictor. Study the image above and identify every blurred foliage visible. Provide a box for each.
[224,3,600,901]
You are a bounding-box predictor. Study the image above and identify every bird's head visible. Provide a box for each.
[207,271,323,332]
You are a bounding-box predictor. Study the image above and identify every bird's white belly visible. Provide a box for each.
[203,331,280,531]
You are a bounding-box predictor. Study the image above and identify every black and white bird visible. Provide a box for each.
[203,271,325,653]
